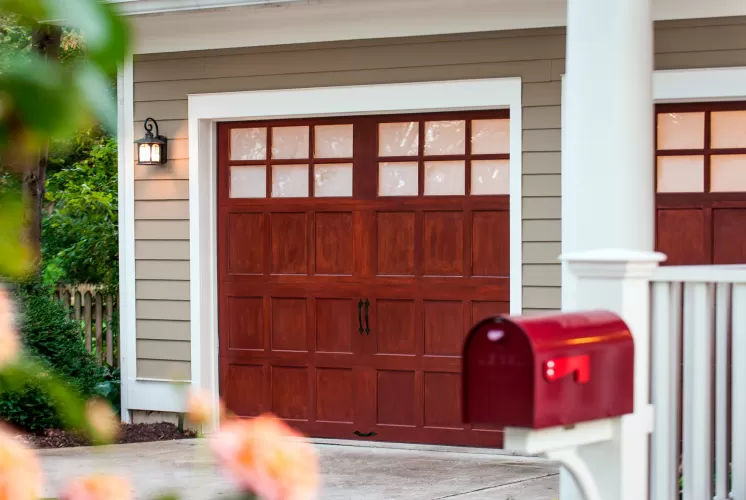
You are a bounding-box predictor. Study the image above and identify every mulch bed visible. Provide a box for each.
[17,423,197,449]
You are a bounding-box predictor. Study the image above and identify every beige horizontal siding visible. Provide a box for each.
[137,359,190,381]
[523,129,562,152]
[523,152,560,174]
[135,201,190,220]
[523,265,561,287]
[137,320,191,341]
[132,17,746,375]
[135,61,555,102]
[523,197,561,220]
[523,286,562,309]
[136,280,190,301]
[135,221,190,240]
[523,106,561,130]
[135,241,190,260]
[135,159,189,180]
[523,220,561,242]
[134,180,189,200]
[135,260,190,281]
[523,242,561,265]
[137,340,191,361]
[136,300,191,321]
[134,35,565,83]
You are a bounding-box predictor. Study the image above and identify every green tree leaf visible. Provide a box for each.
[0,190,30,277]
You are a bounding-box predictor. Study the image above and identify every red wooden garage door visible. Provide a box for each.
[217,111,510,447]
[656,103,746,265]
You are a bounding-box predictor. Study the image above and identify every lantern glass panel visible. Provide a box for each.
[151,143,161,163]
[139,144,151,163]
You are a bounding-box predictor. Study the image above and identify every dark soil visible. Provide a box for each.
[17,423,197,449]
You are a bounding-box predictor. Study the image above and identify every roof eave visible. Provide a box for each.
[107,0,300,16]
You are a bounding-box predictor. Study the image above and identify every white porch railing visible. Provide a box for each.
[650,265,746,500]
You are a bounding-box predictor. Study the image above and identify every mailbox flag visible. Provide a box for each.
[544,355,590,384]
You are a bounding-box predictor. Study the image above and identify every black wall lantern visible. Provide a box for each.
[136,117,168,165]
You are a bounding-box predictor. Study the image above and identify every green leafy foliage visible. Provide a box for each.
[42,134,118,291]
[0,190,29,276]
[94,365,120,415]
[0,279,103,431]
[0,0,129,278]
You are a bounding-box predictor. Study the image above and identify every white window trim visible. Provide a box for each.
[560,66,746,309]
[182,78,523,431]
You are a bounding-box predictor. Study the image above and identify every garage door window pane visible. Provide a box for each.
[471,119,510,155]
[230,166,266,198]
[657,112,705,150]
[656,156,704,193]
[231,128,267,160]
[379,122,418,157]
[315,125,353,158]
[711,155,746,192]
[424,121,465,155]
[315,163,353,197]
[272,164,309,197]
[379,162,418,196]
[424,161,465,195]
[471,160,509,195]
[272,126,309,159]
[711,111,746,149]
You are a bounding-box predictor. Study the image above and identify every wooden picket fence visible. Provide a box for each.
[54,285,118,366]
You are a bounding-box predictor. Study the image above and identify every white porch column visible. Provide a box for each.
[561,0,655,310]
[561,0,656,499]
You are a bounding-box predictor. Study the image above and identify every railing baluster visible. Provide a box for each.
[682,283,714,500]
[714,283,730,500]
[95,292,103,365]
[732,284,746,500]
[84,292,92,353]
[106,294,113,366]
[652,281,681,500]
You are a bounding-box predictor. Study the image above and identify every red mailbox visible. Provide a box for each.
[462,310,634,429]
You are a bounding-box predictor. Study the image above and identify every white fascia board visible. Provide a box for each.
[125,0,746,55]
[107,0,299,16]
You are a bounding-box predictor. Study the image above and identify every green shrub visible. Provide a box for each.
[0,280,103,431]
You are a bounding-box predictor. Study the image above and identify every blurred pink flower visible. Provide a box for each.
[60,475,131,500]
[85,399,120,443]
[0,425,43,500]
[187,389,219,426]
[0,287,19,368]
[211,414,319,500]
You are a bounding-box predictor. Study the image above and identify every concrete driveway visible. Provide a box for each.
[39,439,559,499]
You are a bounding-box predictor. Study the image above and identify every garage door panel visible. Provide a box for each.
[218,113,510,447]
[228,213,266,275]
[423,211,464,276]
[423,372,463,429]
[471,300,511,324]
[655,103,746,267]
[376,212,416,276]
[376,370,416,427]
[713,208,746,264]
[270,212,308,275]
[374,299,417,355]
[424,300,465,357]
[226,296,264,351]
[472,210,510,277]
[315,212,354,275]
[270,297,308,352]
[316,368,354,423]
[657,208,707,265]
[223,363,268,418]
[271,365,310,421]
[315,297,355,354]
